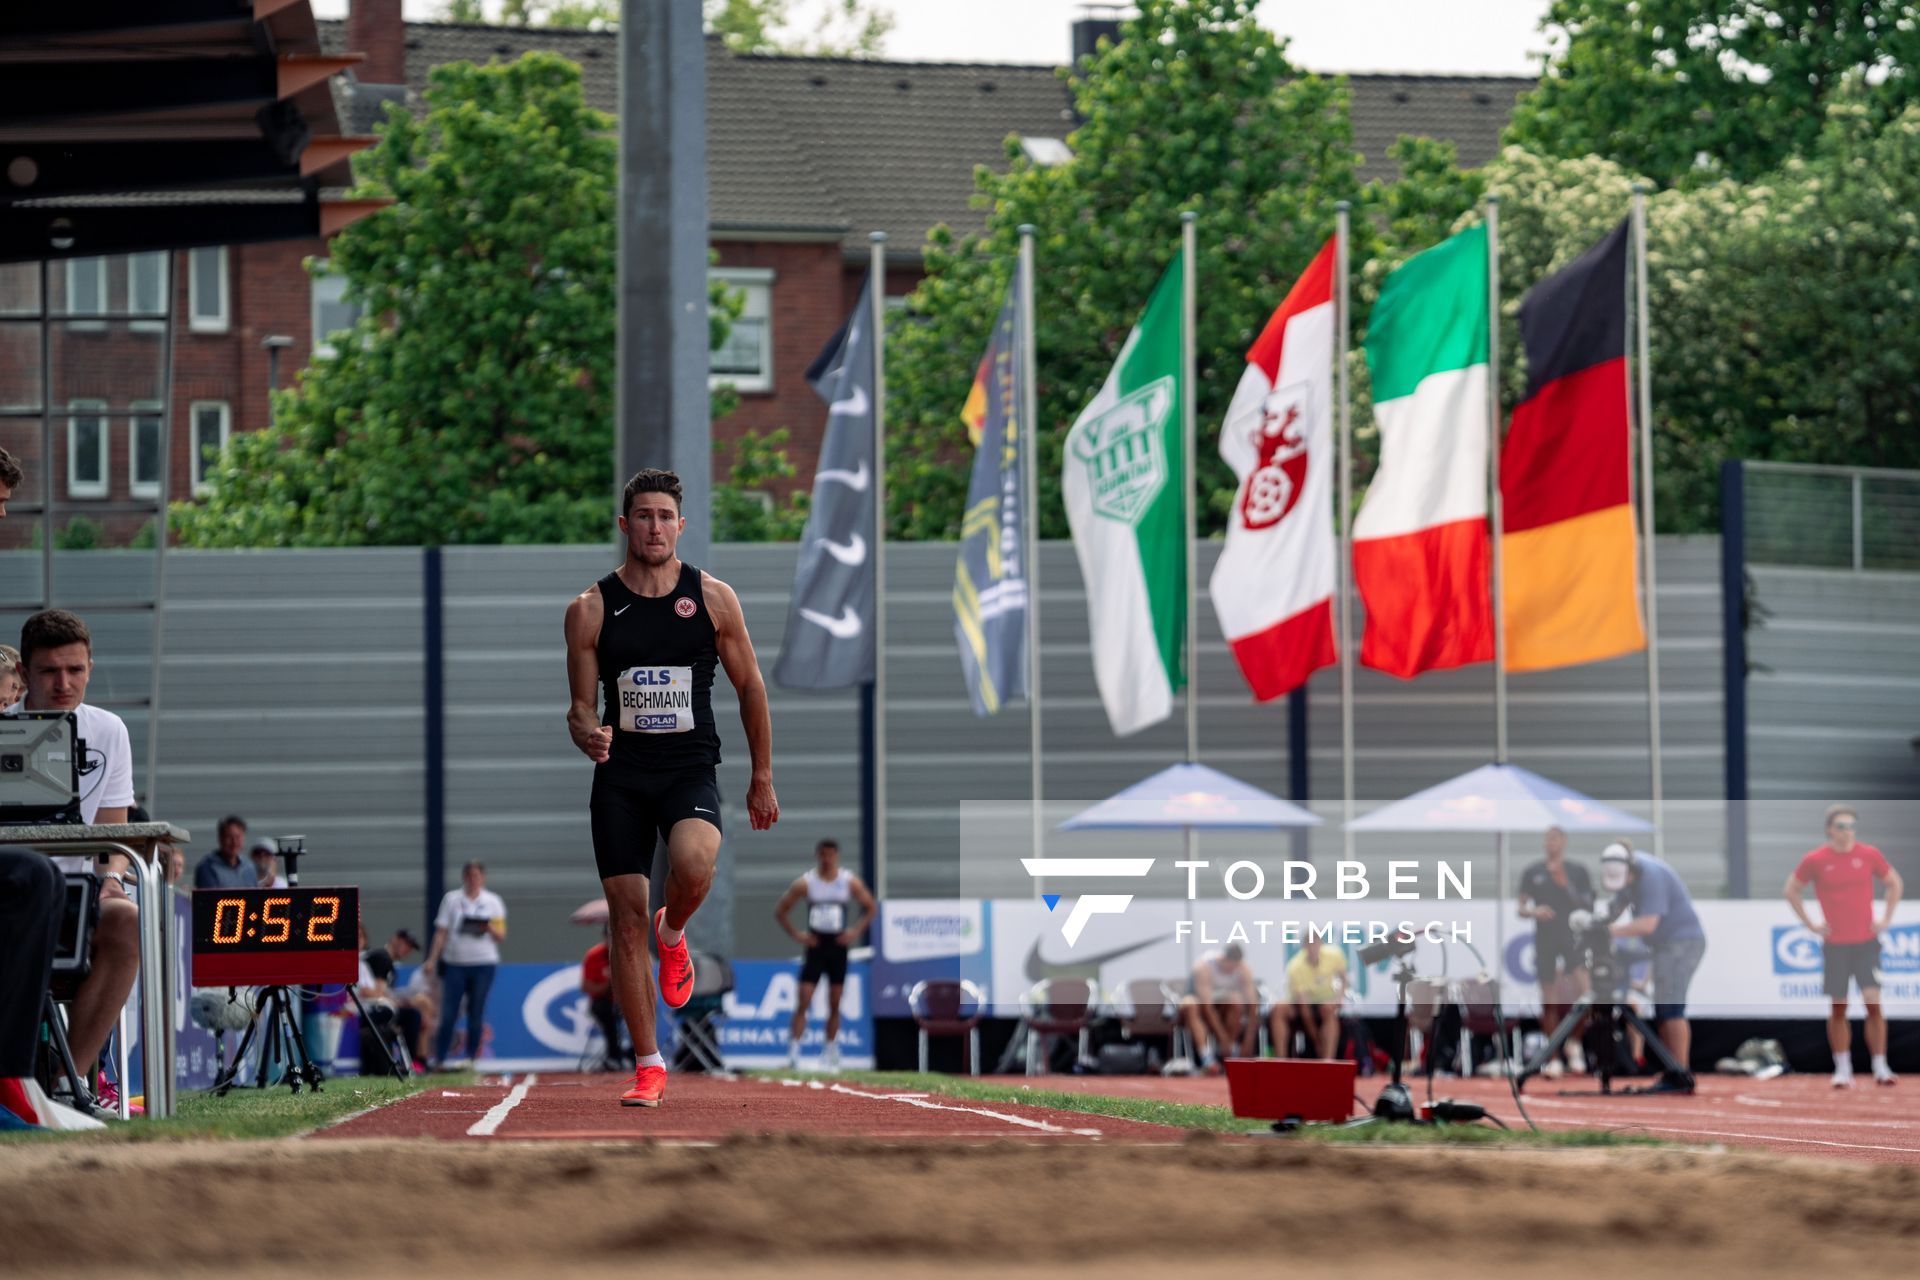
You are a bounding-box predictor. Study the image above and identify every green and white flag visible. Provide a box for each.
[1063,256,1187,737]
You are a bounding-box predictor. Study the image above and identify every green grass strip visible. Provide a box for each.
[755,1070,1663,1148]
[1,1070,476,1145]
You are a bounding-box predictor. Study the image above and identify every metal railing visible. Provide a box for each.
[1742,460,1920,573]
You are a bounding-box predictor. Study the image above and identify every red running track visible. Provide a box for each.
[1003,1071,1920,1164]
[316,1072,1183,1144]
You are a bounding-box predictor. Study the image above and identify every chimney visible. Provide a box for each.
[1070,9,1123,66]
[347,0,406,87]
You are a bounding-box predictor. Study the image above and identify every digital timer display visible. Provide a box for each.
[191,887,361,986]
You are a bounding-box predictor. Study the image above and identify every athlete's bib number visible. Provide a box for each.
[617,665,694,734]
[808,902,847,934]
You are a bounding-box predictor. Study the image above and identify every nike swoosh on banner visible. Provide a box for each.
[830,386,869,418]
[816,461,870,491]
[798,606,863,639]
[1024,935,1162,984]
[819,532,866,565]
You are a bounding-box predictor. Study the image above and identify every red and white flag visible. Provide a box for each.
[1210,237,1339,701]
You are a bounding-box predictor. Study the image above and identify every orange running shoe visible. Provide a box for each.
[620,1064,667,1108]
[655,908,695,1009]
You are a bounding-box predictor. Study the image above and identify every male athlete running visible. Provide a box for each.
[566,469,778,1107]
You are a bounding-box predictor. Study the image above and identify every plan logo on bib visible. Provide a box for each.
[1072,375,1173,524]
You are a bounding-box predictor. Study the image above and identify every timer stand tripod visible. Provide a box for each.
[211,983,323,1095]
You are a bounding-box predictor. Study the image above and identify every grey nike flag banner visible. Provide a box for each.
[773,283,877,689]
[952,261,1030,716]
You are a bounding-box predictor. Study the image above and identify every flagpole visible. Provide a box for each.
[1019,225,1045,866]
[1486,195,1510,969]
[1486,196,1508,766]
[1180,211,1200,874]
[869,231,890,898]
[1631,184,1665,857]
[1335,202,1355,862]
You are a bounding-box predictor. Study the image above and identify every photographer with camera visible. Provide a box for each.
[1598,843,1703,1092]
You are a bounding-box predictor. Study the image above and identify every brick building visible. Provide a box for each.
[8,4,1528,539]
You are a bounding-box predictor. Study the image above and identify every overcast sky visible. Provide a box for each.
[313,1,1554,75]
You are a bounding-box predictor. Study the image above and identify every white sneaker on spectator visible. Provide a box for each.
[1832,1064,1855,1089]
[786,1041,800,1070]
[1565,1042,1587,1074]
[824,1042,841,1073]
[1874,1064,1897,1086]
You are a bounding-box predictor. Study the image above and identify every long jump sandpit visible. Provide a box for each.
[4,1072,1918,1277]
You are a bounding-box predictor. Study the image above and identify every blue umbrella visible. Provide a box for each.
[1344,763,1653,971]
[1344,763,1652,834]
[1059,762,1322,830]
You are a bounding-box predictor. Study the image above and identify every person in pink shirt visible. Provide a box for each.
[1786,805,1903,1087]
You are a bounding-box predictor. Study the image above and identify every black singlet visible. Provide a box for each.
[594,562,722,776]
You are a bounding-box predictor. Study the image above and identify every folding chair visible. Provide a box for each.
[1021,978,1096,1077]
[1114,978,1188,1065]
[669,952,733,1073]
[1456,977,1519,1075]
[908,979,986,1074]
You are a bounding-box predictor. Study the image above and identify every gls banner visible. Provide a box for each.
[1772,923,1920,977]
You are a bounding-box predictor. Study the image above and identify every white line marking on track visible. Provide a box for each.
[467,1073,537,1137]
[1734,1094,1784,1107]
[826,1082,1104,1137]
[1628,1125,1920,1156]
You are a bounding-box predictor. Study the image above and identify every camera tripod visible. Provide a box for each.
[1340,958,1489,1128]
[211,984,324,1095]
[1515,985,1690,1094]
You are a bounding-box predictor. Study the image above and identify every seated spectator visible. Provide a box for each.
[127,802,183,887]
[194,816,256,890]
[17,610,137,1107]
[581,929,629,1070]
[0,643,23,707]
[250,839,288,888]
[1272,938,1348,1060]
[357,927,427,1072]
[1178,943,1259,1072]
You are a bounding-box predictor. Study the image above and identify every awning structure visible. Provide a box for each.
[0,2,385,262]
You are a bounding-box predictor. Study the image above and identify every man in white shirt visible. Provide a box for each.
[14,610,138,1086]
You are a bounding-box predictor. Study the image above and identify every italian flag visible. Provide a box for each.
[1211,237,1338,701]
[1354,225,1494,678]
[1063,257,1186,737]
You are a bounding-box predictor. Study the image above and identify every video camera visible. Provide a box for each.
[1567,895,1629,999]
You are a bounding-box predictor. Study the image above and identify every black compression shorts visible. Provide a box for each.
[799,936,849,986]
[589,766,722,880]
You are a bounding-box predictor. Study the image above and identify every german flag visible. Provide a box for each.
[1501,220,1646,673]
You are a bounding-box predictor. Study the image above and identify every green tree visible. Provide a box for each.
[1509,0,1920,186]
[886,0,1365,540]
[453,0,894,55]
[711,428,811,540]
[175,56,623,547]
[706,0,893,57]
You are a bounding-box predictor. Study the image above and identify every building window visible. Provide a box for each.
[709,267,774,394]
[65,258,108,331]
[128,252,167,331]
[67,399,108,498]
[311,262,365,359]
[189,247,228,333]
[130,400,164,499]
[189,401,230,496]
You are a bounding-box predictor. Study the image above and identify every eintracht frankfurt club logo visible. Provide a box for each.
[674,597,697,618]
[1239,382,1311,531]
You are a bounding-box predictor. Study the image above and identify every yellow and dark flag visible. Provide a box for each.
[951,262,1030,716]
[1500,220,1646,673]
